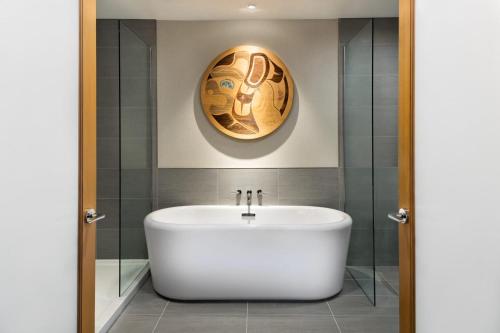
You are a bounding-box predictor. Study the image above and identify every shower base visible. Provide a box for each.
[95,259,149,333]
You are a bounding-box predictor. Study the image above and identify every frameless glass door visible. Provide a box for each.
[373,18,400,297]
[341,17,400,311]
[340,18,375,303]
[119,21,152,295]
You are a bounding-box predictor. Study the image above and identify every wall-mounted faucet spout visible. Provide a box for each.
[242,190,256,217]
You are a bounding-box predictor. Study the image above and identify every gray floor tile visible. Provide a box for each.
[356,280,397,296]
[329,295,398,316]
[387,279,399,294]
[339,279,365,296]
[138,277,155,294]
[124,292,167,315]
[336,315,399,333]
[109,314,158,333]
[165,301,246,317]
[347,266,374,280]
[247,315,340,333]
[155,314,245,333]
[248,302,331,316]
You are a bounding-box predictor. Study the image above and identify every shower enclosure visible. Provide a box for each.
[95,19,157,328]
[339,18,399,304]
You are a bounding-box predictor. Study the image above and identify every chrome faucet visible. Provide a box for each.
[242,190,256,217]
[257,189,263,205]
[233,189,242,205]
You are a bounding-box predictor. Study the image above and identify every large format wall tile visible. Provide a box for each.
[96,19,156,260]
[344,136,372,168]
[343,106,372,137]
[97,77,119,108]
[374,45,398,76]
[121,227,148,259]
[97,198,119,229]
[278,168,339,208]
[373,18,398,46]
[97,138,119,169]
[96,228,119,259]
[373,136,398,167]
[158,169,218,207]
[121,169,152,199]
[121,198,152,229]
[373,75,398,107]
[347,229,374,266]
[120,107,151,139]
[373,106,398,137]
[97,46,119,78]
[97,107,119,138]
[341,18,399,266]
[121,138,152,169]
[157,168,339,209]
[97,20,118,48]
[375,229,399,266]
[97,169,119,198]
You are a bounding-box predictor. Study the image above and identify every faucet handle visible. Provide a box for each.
[232,189,242,195]
[256,189,264,205]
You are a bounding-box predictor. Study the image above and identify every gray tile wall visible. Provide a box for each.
[119,20,156,260]
[340,18,399,266]
[97,20,120,259]
[340,19,374,267]
[96,20,157,260]
[373,18,399,266]
[157,168,340,210]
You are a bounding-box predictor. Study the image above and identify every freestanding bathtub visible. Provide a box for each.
[144,205,352,300]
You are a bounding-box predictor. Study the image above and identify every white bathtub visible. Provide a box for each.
[144,205,352,300]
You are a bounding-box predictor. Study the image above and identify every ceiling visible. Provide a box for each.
[97,0,398,20]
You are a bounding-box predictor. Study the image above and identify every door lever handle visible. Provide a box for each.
[85,208,106,224]
[388,208,409,224]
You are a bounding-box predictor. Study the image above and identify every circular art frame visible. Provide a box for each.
[200,45,294,140]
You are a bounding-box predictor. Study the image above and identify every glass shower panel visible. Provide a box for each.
[373,18,400,296]
[340,18,375,303]
[119,22,152,295]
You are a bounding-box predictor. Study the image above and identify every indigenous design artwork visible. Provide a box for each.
[200,46,294,140]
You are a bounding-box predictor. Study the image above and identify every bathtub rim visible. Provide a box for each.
[144,205,353,231]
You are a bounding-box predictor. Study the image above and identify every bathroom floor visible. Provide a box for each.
[109,267,399,333]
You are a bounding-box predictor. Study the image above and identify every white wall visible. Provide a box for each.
[157,20,338,168]
[415,1,500,332]
[0,1,79,332]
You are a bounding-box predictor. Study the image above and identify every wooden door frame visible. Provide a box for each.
[78,0,96,332]
[398,0,416,332]
[77,0,415,332]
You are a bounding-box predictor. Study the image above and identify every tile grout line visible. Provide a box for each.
[327,301,342,333]
[245,302,249,333]
[151,301,169,333]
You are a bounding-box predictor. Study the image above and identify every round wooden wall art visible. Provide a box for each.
[200,45,294,140]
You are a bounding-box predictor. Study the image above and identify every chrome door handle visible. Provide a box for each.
[85,208,106,224]
[388,208,409,224]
